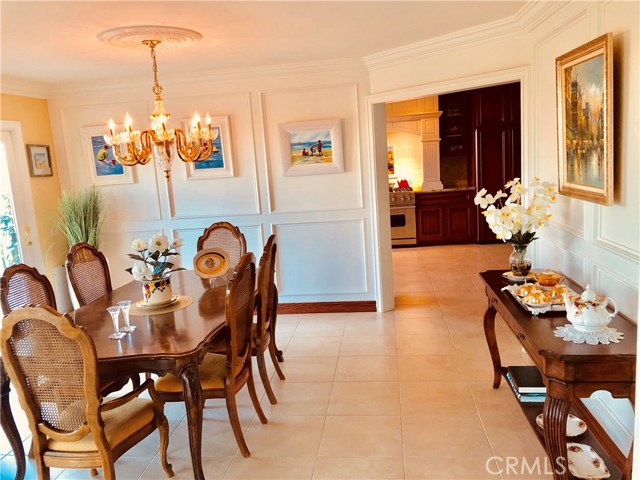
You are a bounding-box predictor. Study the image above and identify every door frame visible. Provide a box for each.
[1,120,44,271]
[366,66,530,312]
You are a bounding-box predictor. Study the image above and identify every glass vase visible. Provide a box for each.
[509,243,532,277]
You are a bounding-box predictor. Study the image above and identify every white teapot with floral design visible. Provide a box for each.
[562,284,618,332]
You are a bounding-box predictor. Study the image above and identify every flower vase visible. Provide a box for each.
[509,244,532,277]
[141,277,173,306]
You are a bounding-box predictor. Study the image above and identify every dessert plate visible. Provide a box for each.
[502,271,536,283]
[566,443,610,479]
[535,413,587,437]
[194,247,230,279]
[136,296,180,309]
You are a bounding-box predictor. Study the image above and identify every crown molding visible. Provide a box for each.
[46,57,366,99]
[0,76,50,99]
[364,1,569,71]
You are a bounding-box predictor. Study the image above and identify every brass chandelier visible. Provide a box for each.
[103,36,217,180]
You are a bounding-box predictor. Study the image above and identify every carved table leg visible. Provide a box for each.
[483,299,506,388]
[179,363,205,480]
[0,360,25,480]
[543,393,571,480]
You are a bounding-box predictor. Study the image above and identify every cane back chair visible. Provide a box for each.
[0,305,174,480]
[1,263,59,479]
[154,253,268,458]
[1,263,57,316]
[253,235,285,404]
[196,221,247,274]
[66,242,113,307]
[210,235,285,403]
[66,243,140,391]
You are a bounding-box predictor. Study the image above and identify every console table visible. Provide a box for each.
[480,270,636,480]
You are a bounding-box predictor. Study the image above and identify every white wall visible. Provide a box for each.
[47,61,376,304]
[368,1,639,322]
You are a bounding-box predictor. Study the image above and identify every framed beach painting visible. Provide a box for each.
[185,115,235,180]
[26,144,53,177]
[81,126,133,185]
[556,33,613,205]
[280,118,344,176]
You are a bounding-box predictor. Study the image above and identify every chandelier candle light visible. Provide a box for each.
[100,28,217,180]
[474,178,558,276]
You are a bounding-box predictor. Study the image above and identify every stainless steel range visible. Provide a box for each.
[390,188,416,246]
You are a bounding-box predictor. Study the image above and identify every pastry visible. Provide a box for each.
[524,290,550,305]
[516,284,537,297]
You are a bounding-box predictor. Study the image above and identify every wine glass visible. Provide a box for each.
[107,306,126,340]
[117,300,136,332]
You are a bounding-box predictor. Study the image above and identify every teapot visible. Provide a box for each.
[562,284,618,332]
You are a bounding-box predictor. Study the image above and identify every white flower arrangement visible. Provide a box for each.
[474,177,558,245]
[126,233,185,281]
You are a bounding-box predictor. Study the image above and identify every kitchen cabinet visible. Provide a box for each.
[473,82,521,243]
[416,189,477,245]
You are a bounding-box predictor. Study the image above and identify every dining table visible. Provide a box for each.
[70,270,228,480]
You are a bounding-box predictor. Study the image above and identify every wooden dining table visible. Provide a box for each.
[70,270,228,480]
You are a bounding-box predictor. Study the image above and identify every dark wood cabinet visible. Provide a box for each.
[430,82,521,245]
[438,92,473,189]
[416,190,477,245]
[472,83,521,243]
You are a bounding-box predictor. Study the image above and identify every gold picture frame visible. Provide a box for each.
[556,32,613,205]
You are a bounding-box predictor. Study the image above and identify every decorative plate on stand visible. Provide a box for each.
[193,247,230,279]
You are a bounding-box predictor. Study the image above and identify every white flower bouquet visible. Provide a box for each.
[126,233,185,281]
[474,177,558,246]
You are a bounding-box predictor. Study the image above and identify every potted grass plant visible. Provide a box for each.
[57,186,105,249]
[57,186,105,309]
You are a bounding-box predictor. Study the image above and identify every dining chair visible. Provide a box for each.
[154,252,268,458]
[246,235,286,404]
[0,305,174,480]
[1,263,59,477]
[66,243,140,391]
[196,221,247,274]
[66,242,113,307]
[1,263,57,316]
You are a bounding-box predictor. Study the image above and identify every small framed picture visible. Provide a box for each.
[280,118,344,176]
[26,144,53,177]
[81,126,134,185]
[185,115,235,180]
[556,33,613,205]
[387,146,395,175]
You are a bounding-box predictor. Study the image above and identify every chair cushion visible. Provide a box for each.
[154,353,227,393]
[47,397,156,453]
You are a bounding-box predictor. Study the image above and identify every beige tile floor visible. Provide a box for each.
[0,244,553,479]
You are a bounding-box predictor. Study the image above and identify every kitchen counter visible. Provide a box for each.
[417,187,476,193]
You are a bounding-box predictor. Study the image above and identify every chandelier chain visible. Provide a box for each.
[143,40,163,98]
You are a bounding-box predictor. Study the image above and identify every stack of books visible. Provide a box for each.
[506,366,547,403]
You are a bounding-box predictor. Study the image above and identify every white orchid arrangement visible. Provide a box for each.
[126,233,185,281]
[474,177,558,245]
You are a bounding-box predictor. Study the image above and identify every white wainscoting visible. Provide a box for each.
[275,220,368,299]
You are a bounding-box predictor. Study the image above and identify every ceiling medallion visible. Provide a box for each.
[97,25,202,49]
